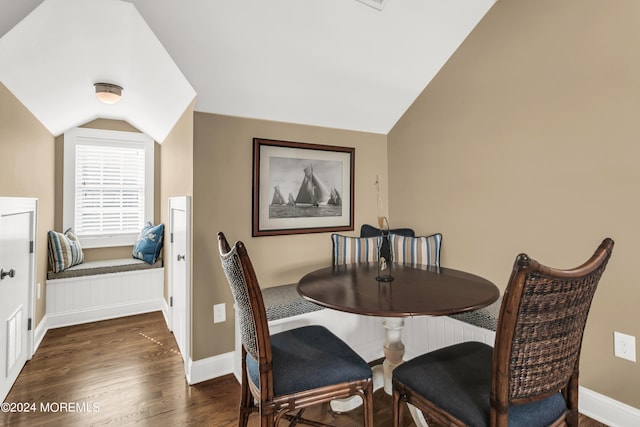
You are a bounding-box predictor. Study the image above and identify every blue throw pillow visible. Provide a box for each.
[132,222,164,264]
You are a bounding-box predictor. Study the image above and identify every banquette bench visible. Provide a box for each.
[46,258,164,328]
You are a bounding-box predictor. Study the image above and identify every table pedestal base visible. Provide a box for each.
[382,317,405,394]
[328,365,384,413]
[329,317,428,426]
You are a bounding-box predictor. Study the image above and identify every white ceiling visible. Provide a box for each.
[0,0,495,142]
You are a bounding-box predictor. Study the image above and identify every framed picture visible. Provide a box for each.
[252,138,354,237]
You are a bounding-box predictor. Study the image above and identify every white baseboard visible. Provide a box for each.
[580,386,640,427]
[161,298,170,329]
[33,314,49,354]
[187,352,235,385]
[45,299,165,329]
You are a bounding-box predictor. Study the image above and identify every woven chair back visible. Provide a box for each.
[493,238,614,405]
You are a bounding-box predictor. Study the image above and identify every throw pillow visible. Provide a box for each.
[48,228,84,273]
[331,234,380,266]
[133,222,164,264]
[360,224,415,261]
[390,233,442,267]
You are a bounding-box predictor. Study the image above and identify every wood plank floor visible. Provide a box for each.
[2,312,608,426]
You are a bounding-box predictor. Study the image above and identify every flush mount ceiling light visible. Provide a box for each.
[94,82,123,104]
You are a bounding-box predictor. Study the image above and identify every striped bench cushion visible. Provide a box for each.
[331,234,380,266]
[390,233,442,267]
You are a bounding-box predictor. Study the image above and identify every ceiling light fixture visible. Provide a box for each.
[94,82,123,104]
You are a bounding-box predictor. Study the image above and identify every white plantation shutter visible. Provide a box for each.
[75,143,145,235]
[64,128,154,248]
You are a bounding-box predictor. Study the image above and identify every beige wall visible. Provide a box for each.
[159,101,195,302]
[192,112,387,360]
[388,0,640,408]
[0,83,55,327]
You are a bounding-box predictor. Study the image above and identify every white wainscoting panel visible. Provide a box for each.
[46,268,164,329]
[403,315,496,360]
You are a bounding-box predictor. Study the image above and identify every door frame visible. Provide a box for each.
[0,197,37,401]
[167,196,191,379]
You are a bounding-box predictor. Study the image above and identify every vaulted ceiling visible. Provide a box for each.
[0,0,495,142]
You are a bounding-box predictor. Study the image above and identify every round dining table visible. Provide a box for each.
[298,262,499,318]
[298,262,500,423]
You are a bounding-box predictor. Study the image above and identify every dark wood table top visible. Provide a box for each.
[298,263,500,318]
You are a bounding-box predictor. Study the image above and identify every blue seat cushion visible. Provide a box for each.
[246,325,372,397]
[393,341,567,427]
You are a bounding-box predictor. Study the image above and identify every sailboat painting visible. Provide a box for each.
[253,138,354,237]
[268,157,342,218]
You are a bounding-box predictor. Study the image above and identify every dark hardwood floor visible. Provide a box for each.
[2,312,607,426]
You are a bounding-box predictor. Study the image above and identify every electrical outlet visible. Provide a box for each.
[37,282,41,299]
[614,332,636,362]
[213,303,226,324]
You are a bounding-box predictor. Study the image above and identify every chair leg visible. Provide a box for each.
[392,387,402,427]
[238,378,252,427]
[565,369,580,427]
[261,413,275,427]
[363,381,374,427]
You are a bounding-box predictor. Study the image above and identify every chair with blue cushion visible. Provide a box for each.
[392,238,614,427]
[218,232,374,427]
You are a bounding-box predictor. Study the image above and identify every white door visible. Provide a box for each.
[0,198,36,402]
[168,196,190,379]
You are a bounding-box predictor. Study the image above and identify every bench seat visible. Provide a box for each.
[262,283,324,321]
[448,296,501,332]
[260,282,501,332]
[46,258,165,329]
[47,258,162,280]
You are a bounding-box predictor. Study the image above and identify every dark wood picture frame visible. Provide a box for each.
[252,138,355,237]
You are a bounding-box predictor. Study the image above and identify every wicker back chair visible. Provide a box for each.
[392,238,614,427]
[218,232,374,427]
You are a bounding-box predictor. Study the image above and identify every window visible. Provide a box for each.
[63,128,154,248]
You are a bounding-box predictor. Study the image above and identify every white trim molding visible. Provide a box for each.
[188,352,235,385]
[579,386,640,427]
[34,314,49,353]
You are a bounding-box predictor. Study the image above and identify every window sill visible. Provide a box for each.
[79,233,137,249]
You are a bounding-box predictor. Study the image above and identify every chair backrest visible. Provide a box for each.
[491,238,614,425]
[389,233,442,267]
[331,234,380,266]
[217,232,274,399]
